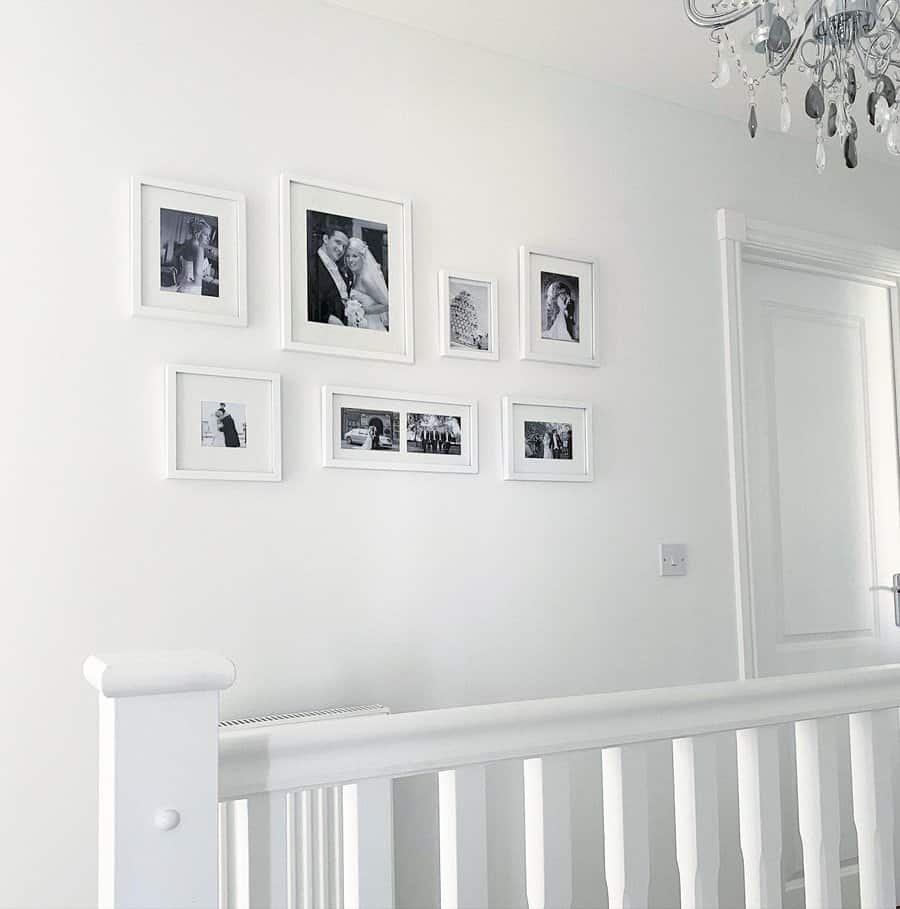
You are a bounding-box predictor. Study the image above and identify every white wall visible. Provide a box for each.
[2,2,900,907]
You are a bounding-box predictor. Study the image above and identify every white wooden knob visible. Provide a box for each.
[154,808,181,831]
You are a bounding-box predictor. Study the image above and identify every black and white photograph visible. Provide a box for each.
[502,397,592,482]
[519,247,597,367]
[524,421,573,460]
[540,271,579,342]
[166,365,281,482]
[201,401,246,449]
[324,388,477,474]
[307,209,389,331]
[133,178,246,326]
[406,413,462,455]
[449,279,491,351]
[340,407,401,451]
[160,208,219,297]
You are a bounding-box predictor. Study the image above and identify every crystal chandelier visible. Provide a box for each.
[684,0,900,170]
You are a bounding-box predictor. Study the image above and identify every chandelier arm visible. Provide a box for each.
[683,0,764,29]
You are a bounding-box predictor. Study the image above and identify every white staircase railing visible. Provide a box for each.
[84,651,900,909]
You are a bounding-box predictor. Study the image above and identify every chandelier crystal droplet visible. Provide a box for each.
[685,0,900,170]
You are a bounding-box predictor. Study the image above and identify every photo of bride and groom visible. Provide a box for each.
[201,401,247,449]
[540,271,580,343]
[524,421,573,460]
[307,209,390,332]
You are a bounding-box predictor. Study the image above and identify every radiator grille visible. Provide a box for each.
[219,704,388,729]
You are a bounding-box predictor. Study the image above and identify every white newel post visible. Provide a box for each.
[84,650,236,909]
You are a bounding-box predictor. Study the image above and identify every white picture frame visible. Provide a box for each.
[322,386,478,474]
[519,246,599,367]
[165,365,282,482]
[438,269,499,361]
[280,174,414,363]
[131,177,247,326]
[501,396,593,482]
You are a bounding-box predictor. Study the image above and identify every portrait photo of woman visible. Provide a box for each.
[160,208,220,298]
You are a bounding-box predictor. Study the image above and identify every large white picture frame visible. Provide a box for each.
[502,396,593,482]
[322,386,478,474]
[438,269,499,361]
[165,365,282,482]
[280,174,414,363]
[519,246,599,367]
[131,177,247,326]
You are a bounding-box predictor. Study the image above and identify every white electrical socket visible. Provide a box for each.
[659,543,688,577]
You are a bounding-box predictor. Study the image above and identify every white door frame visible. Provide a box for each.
[718,208,900,679]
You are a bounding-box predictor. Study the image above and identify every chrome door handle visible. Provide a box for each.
[870,573,900,627]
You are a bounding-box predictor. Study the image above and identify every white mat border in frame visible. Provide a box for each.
[501,395,594,482]
[165,364,282,481]
[322,386,479,474]
[518,245,600,367]
[280,174,414,363]
[438,269,500,361]
[131,176,247,326]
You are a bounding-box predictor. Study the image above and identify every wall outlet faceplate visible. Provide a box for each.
[659,543,688,577]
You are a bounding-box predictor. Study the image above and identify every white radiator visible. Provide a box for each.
[218,705,389,909]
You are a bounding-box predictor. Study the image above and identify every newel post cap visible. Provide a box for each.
[83,650,236,698]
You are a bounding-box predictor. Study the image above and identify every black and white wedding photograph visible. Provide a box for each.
[160,208,220,297]
[201,401,247,448]
[540,271,579,343]
[524,421,573,460]
[406,413,462,455]
[306,209,389,331]
[340,407,400,451]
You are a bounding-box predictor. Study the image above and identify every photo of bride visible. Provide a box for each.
[306,209,389,331]
[540,272,579,343]
[160,208,219,297]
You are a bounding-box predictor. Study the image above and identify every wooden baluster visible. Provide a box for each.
[246,791,290,909]
[849,710,896,909]
[330,786,344,909]
[735,727,782,909]
[601,745,650,909]
[439,766,489,909]
[523,755,572,909]
[673,736,720,909]
[287,790,314,909]
[794,717,842,909]
[342,779,395,909]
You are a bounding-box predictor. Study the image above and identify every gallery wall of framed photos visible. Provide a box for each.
[133,174,603,484]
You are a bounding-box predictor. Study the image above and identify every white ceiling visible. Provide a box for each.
[326,0,895,162]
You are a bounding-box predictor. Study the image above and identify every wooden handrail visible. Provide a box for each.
[218,662,900,799]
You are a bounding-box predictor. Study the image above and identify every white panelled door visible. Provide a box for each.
[740,260,900,677]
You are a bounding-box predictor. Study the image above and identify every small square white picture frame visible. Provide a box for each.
[322,386,478,474]
[131,177,247,326]
[280,174,414,363]
[438,269,499,361]
[519,246,599,367]
[165,365,282,481]
[502,396,593,482]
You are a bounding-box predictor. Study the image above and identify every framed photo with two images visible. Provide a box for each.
[502,397,593,482]
[165,365,282,481]
[131,177,247,326]
[323,387,478,474]
[438,270,499,361]
[519,246,599,367]
[280,174,414,363]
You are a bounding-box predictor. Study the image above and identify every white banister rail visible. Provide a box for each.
[218,664,900,797]
[86,652,900,909]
